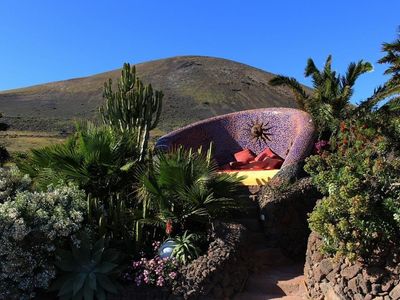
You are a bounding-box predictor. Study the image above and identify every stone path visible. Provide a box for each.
[233,193,308,300]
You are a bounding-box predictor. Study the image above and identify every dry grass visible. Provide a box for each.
[1,128,166,154]
[0,131,65,153]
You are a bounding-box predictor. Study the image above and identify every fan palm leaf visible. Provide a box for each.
[136,146,243,232]
[18,123,139,197]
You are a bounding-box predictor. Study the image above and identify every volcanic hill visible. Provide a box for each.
[0,56,305,133]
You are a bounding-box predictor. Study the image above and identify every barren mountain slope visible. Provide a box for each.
[0,56,306,132]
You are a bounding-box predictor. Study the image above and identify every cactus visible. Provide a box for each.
[100,63,163,162]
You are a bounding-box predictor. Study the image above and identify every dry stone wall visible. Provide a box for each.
[173,222,250,299]
[305,233,400,300]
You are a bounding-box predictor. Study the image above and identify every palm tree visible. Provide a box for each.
[269,55,372,138]
[379,29,400,83]
[18,122,140,197]
[354,30,400,144]
[135,146,243,234]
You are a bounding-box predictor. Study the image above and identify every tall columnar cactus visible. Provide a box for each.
[100,63,163,161]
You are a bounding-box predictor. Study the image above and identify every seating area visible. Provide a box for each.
[156,108,316,185]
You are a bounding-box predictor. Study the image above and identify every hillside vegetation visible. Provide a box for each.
[0,56,303,134]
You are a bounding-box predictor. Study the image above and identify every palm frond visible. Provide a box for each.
[269,75,308,109]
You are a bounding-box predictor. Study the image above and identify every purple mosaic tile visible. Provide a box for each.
[156,108,316,168]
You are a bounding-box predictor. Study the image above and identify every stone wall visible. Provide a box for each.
[305,232,400,300]
[172,222,250,299]
[258,177,321,259]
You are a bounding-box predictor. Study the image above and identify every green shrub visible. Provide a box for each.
[17,123,139,198]
[0,166,31,203]
[136,146,244,235]
[305,121,400,260]
[87,193,138,252]
[0,180,87,298]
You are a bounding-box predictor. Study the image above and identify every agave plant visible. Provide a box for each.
[51,234,122,300]
[136,146,244,234]
[171,231,201,265]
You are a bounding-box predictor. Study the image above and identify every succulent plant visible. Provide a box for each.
[100,63,163,162]
[171,231,201,265]
[51,234,122,300]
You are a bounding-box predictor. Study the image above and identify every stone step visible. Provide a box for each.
[252,248,293,267]
[236,264,306,299]
[244,275,286,295]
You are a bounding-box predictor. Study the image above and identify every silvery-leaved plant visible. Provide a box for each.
[0,179,87,299]
[0,166,31,203]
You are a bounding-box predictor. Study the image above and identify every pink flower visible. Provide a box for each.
[135,274,143,286]
[314,140,329,154]
[169,272,177,280]
[156,276,165,287]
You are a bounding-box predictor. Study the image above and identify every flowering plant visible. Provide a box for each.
[0,166,31,203]
[124,241,179,288]
[0,175,87,299]
[313,140,329,155]
[305,120,400,260]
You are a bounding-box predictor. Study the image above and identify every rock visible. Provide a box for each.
[393,265,400,275]
[381,280,392,292]
[314,267,324,281]
[357,274,368,294]
[258,177,321,259]
[363,266,385,283]
[348,277,359,293]
[172,222,250,299]
[304,231,400,300]
[341,264,362,280]
[354,294,364,300]
[389,284,400,300]
[312,250,324,262]
[273,161,308,184]
[325,285,345,300]
[371,283,381,295]
[320,258,334,275]
[326,270,337,283]
[320,282,331,294]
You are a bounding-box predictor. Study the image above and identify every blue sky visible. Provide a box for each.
[0,0,399,104]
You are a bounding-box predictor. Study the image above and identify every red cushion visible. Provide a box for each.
[262,157,284,169]
[255,147,281,161]
[234,149,256,163]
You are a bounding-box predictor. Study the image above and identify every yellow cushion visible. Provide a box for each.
[218,169,279,186]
